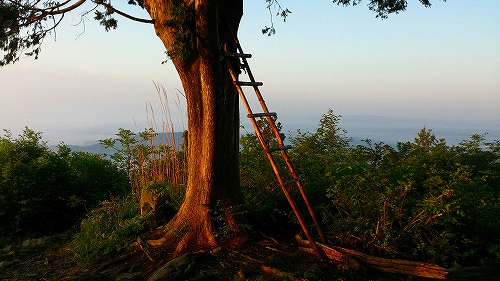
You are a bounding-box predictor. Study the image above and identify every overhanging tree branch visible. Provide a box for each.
[43,0,86,15]
[98,1,153,24]
[7,0,86,25]
[0,0,153,65]
[262,0,291,36]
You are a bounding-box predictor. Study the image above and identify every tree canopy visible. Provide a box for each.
[0,0,152,66]
[0,0,442,66]
[332,0,436,18]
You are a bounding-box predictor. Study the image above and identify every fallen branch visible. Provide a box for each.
[137,237,155,262]
[264,245,292,255]
[295,235,447,280]
[261,265,301,281]
[257,230,281,245]
[298,246,361,270]
[234,251,264,264]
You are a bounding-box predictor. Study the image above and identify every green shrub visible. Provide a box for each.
[265,109,500,267]
[239,131,280,207]
[239,121,294,225]
[289,109,352,205]
[0,128,129,239]
[71,196,151,258]
[61,148,129,206]
[101,127,187,227]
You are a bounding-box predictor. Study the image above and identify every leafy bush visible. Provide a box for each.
[241,109,500,266]
[289,109,352,204]
[70,196,151,258]
[290,111,500,266]
[0,128,129,239]
[239,119,296,225]
[101,127,187,225]
[239,131,280,207]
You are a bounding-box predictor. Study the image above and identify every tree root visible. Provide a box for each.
[143,209,221,259]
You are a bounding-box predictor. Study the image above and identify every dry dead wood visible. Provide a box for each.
[234,251,264,264]
[298,246,361,270]
[235,250,301,280]
[257,230,281,245]
[136,237,155,262]
[261,265,302,281]
[295,235,448,280]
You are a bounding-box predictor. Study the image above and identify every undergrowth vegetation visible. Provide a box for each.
[70,196,152,258]
[1,108,498,268]
[0,128,128,240]
[241,109,500,267]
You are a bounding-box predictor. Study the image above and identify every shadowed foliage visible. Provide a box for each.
[0,128,129,238]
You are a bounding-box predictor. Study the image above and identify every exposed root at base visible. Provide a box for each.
[143,219,219,258]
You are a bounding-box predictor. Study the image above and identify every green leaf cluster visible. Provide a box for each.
[0,0,52,65]
[332,0,436,19]
[162,2,196,61]
[99,127,187,203]
[70,196,151,258]
[94,8,118,32]
[240,109,499,266]
[0,128,129,239]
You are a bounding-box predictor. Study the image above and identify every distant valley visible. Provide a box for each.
[49,115,499,153]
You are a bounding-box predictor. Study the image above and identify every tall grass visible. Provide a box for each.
[130,82,187,208]
[72,83,188,258]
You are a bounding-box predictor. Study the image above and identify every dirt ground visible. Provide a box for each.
[0,229,417,281]
[1,229,498,281]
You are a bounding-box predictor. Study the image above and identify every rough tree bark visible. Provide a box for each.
[143,0,244,254]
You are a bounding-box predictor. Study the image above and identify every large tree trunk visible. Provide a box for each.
[143,0,244,254]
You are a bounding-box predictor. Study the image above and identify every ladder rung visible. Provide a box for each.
[248,112,277,118]
[284,174,305,186]
[237,81,263,87]
[224,52,252,58]
[267,145,292,153]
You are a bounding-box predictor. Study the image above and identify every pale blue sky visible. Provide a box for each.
[0,0,499,145]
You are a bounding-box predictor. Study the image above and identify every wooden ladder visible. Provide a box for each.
[222,34,326,259]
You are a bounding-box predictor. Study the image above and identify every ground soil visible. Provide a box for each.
[1,228,498,281]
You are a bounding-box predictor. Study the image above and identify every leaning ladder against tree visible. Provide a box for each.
[220,29,449,279]
[221,22,326,259]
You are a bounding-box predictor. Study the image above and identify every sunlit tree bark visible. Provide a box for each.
[143,0,244,253]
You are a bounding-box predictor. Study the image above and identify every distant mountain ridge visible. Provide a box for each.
[51,116,500,153]
[50,132,184,154]
[339,115,500,146]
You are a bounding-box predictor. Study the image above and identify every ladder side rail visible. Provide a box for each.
[226,43,272,124]
[277,149,326,242]
[271,142,325,241]
[225,58,323,259]
[233,43,326,242]
[291,175,327,242]
[230,34,287,150]
[234,44,273,112]
[233,42,290,151]
[223,25,325,254]
[237,50,289,149]
[225,57,293,193]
